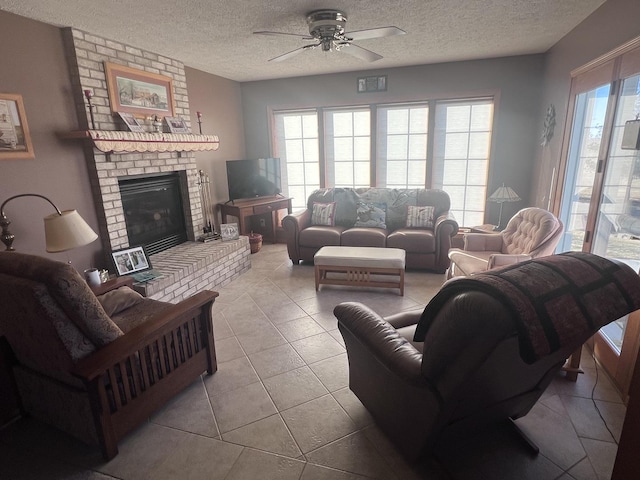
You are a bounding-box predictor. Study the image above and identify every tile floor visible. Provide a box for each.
[0,244,627,479]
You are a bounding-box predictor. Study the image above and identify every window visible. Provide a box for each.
[432,100,493,227]
[273,97,494,224]
[377,104,428,188]
[324,108,371,188]
[273,111,319,210]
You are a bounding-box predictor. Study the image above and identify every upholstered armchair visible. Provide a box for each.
[0,252,218,459]
[335,252,640,461]
[447,207,563,278]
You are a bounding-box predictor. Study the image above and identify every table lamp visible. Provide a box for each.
[487,183,521,230]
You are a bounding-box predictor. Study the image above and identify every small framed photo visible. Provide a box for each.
[164,116,190,134]
[220,223,239,241]
[111,245,150,275]
[117,112,145,132]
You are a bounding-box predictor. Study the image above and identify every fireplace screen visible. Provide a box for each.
[119,173,188,255]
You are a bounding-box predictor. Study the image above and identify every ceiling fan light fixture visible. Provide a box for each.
[255,9,404,63]
[307,10,348,40]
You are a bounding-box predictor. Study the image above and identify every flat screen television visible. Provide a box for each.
[226,158,282,201]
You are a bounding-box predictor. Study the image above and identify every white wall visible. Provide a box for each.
[240,55,545,225]
[531,0,640,209]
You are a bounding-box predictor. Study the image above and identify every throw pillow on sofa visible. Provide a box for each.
[355,202,387,228]
[406,205,434,228]
[311,202,337,226]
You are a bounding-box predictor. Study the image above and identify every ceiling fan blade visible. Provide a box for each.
[341,44,383,62]
[347,26,406,41]
[268,44,316,62]
[254,31,314,40]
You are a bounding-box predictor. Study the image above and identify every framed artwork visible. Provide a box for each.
[164,116,189,134]
[117,112,146,133]
[105,62,175,117]
[111,245,150,275]
[0,93,35,160]
[357,75,387,93]
[220,223,239,241]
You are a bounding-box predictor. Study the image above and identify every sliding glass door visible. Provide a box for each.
[592,73,640,268]
[591,73,640,392]
[557,84,611,253]
[557,47,640,395]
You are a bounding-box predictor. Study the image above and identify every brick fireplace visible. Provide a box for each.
[119,172,189,255]
[62,28,204,252]
[62,28,250,301]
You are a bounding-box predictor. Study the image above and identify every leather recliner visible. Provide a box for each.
[334,252,640,461]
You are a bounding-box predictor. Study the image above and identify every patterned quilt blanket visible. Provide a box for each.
[414,252,640,363]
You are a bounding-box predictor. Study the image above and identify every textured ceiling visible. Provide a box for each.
[1,0,605,82]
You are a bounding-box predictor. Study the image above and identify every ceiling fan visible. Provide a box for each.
[254,9,406,63]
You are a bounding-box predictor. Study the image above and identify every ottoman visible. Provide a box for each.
[314,246,406,295]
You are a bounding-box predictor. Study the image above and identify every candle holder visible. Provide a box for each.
[197,111,203,135]
[84,89,96,130]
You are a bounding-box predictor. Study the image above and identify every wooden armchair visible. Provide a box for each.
[0,251,217,460]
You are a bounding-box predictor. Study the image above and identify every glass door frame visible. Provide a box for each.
[553,39,640,397]
[552,60,618,254]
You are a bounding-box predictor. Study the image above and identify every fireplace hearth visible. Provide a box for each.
[119,173,188,256]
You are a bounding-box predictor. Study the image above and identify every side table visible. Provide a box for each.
[90,276,134,296]
[452,224,498,249]
[470,224,499,233]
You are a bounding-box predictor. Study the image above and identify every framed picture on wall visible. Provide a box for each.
[0,93,35,160]
[356,75,387,93]
[105,62,175,117]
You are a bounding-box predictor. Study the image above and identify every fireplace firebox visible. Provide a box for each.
[119,173,188,256]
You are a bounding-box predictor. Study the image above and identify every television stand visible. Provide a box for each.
[217,196,292,243]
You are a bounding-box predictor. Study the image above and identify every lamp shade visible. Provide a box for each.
[488,184,521,203]
[44,210,98,252]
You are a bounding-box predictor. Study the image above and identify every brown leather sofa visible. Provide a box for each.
[334,252,640,461]
[282,188,459,272]
[0,251,218,459]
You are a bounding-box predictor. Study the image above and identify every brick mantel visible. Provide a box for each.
[60,130,220,154]
[61,28,205,255]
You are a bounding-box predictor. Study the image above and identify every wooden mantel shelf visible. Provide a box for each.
[60,130,220,154]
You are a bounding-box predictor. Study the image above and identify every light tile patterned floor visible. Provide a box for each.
[0,244,626,479]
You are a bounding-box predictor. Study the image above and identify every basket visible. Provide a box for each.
[248,232,263,254]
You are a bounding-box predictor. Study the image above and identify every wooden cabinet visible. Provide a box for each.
[218,197,292,243]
